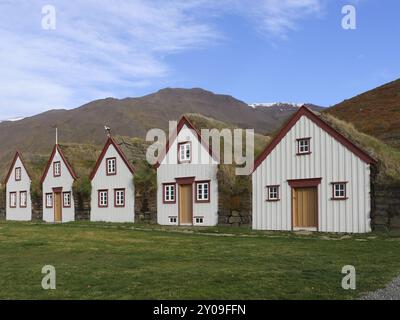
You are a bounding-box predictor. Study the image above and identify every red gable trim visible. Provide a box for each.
[253,106,377,173]
[40,144,78,184]
[154,116,219,168]
[3,151,32,184]
[89,136,135,181]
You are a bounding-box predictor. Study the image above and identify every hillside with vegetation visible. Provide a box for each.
[326,78,400,148]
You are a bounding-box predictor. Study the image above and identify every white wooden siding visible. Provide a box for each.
[6,156,32,221]
[42,149,75,222]
[252,115,371,233]
[90,143,135,223]
[158,124,219,226]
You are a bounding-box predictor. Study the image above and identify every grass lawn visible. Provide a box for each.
[1,221,400,300]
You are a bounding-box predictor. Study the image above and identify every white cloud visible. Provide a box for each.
[0,0,323,118]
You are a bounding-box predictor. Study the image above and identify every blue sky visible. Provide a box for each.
[0,0,399,119]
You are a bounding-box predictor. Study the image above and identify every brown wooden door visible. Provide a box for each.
[54,192,62,222]
[179,184,193,225]
[293,187,317,228]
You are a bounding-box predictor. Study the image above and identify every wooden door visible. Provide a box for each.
[293,187,317,228]
[179,184,193,225]
[54,192,62,222]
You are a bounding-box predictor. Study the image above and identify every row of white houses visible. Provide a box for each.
[3,107,377,233]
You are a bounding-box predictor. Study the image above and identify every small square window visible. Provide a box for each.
[195,217,204,224]
[266,185,280,201]
[297,138,311,155]
[106,158,116,175]
[53,161,61,177]
[169,216,177,223]
[178,142,191,163]
[332,183,347,200]
[15,167,21,181]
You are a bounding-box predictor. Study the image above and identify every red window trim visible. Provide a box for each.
[9,192,17,208]
[19,191,27,208]
[266,185,280,202]
[114,188,125,207]
[162,183,176,204]
[15,167,22,181]
[45,193,53,208]
[296,137,312,155]
[53,161,61,177]
[98,189,109,208]
[195,180,211,203]
[331,182,348,200]
[288,178,322,188]
[106,157,117,176]
[62,191,72,208]
[177,141,192,164]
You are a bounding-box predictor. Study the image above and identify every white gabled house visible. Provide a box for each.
[41,144,78,223]
[4,151,32,221]
[89,136,135,223]
[252,106,377,233]
[155,116,219,226]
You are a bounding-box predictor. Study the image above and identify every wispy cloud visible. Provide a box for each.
[0,0,323,118]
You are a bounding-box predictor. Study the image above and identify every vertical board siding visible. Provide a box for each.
[6,157,32,221]
[158,124,219,226]
[42,149,75,223]
[90,144,135,223]
[252,115,371,233]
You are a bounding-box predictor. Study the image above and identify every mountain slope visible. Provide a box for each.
[0,88,322,173]
[326,79,400,148]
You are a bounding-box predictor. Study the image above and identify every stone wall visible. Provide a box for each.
[371,183,400,231]
[135,190,157,223]
[74,192,91,221]
[0,187,5,219]
[218,192,252,227]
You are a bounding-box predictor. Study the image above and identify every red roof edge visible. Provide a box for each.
[253,106,377,173]
[89,136,135,181]
[40,144,78,184]
[3,151,33,184]
[154,115,219,168]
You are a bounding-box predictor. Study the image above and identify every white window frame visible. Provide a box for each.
[297,138,311,155]
[169,216,177,223]
[163,184,176,203]
[332,182,347,199]
[10,192,17,208]
[53,161,61,176]
[46,193,53,208]
[106,158,116,175]
[178,142,191,163]
[99,190,108,207]
[266,185,279,201]
[114,189,125,207]
[20,191,27,207]
[63,192,71,207]
[195,217,204,224]
[196,182,210,202]
[15,167,21,181]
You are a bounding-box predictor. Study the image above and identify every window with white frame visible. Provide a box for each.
[195,217,204,224]
[178,142,191,163]
[266,185,279,201]
[10,192,17,208]
[53,161,61,176]
[169,216,177,223]
[163,184,175,203]
[63,192,71,207]
[20,191,27,207]
[106,158,116,175]
[98,190,108,207]
[15,167,21,181]
[196,182,210,202]
[46,193,53,208]
[332,182,347,199]
[115,189,125,207]
[297,138,311,155]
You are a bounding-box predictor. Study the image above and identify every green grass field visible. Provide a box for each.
[1,221,400,300]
